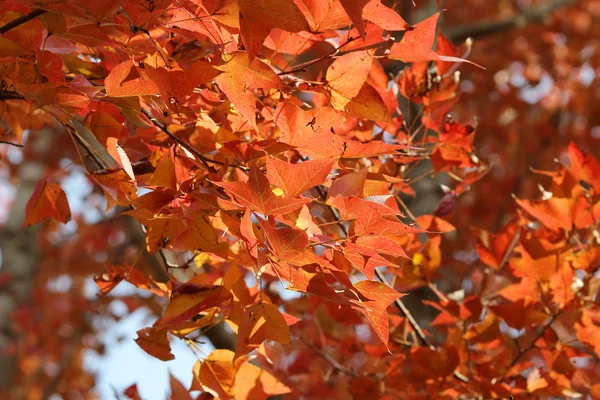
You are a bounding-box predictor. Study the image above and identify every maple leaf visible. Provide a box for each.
[106,137,136,182]
[273,101,347,158]
[327,50,372,101]
[297,0,351,31]
[235,302,291,359]
[215,53,286,130]
[135,327,174,361]
[217,163,310,216]
[362,0,410,31]
[191,350,242,399]
[105,60,159,98]
[351,280,404,347]
[170,374,192,400]
[144,59,219,104]
[22,179,71,227]
[568,142,600,193]
[338,0,370,38]
[157,284,233,327]
[328,168,368,198]
[388,13,441,63]
[411,346,459,378]
[235,361,292,400]
[266,157,334,198]
[237,0,310,60]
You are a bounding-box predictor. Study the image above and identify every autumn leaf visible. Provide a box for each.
[351,280,404,347]
[338,0,370,38]
[235,302,291,359]
[106,137,135,182]
[22,179,71,227]
[237,0,310,60]
[170,374,192,400]
[411,346,459,378]
[215,53,286,130]
[327,50,372,102]
[144,59,219,104]
[235,360,292,400]
[329,168,368,199]
[388,13,440,63]
[568,142,600,193]
[135,327,174,361]
[266,157,334,197]
[217,163,310,216]
[157,284,233,327]
[105,60,159,97]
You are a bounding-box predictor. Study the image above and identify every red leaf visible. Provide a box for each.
[238,0,310,60]
[105,60,159,97]
[327,50,372,100]
[266,157,334,197]
[328,168,368,199]
[156,285,233,327]
[235,302,291,360]
[215,53,285,130]
[217,163,310,216]
[22,179,71,227]
[106,137,135,182]
[339,0,370,38]
[388,13,440,63]
[135,327,174,361]
[568,142,600,193]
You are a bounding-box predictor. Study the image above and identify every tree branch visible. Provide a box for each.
[446,0,575,42]
[0,9,47,35]
[0,92,24,101]
[0,140,23,148]
[300,337,358,378]
[141,108,213,170]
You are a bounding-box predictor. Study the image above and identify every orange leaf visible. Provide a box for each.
[266,157,334,198]
[215,53,285,130]
[106,137,136,182]
[170,374,192,400]
[235,302,291,360]
[135,327,174,361]
[411,346,459,378]
[192,350,242,399]
[568,142,600,193]
[388,13,440,63]
[235,360,292,400]
[327,50,372,100]
[339,0,370,38]
[22,179,71,227]
[157,284,233,327]
[217,163,310,216]
[328,168,368,198]
[238,0,310,60]
[105,60,159,97]
[144,60,219,104]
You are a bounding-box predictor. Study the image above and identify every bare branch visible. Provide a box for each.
[446,0,576,42]
[300,337,358,378]
[0,9,46,35]
[0,141,23,148]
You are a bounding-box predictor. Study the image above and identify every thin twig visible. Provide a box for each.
[498,227,521,270]
[0,8,47,35]
[141,108,214,171]
[300,337,358,378]
[0,92,24,101]
[498,312,560,382]
[278,37,356,76]
[0,140,23,148]
[374,268,470,383]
